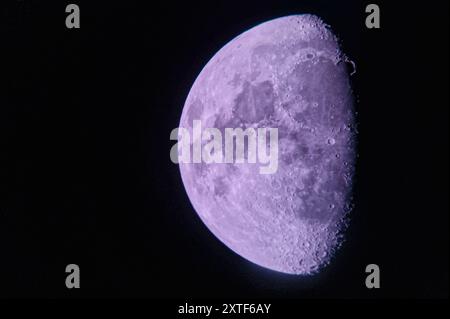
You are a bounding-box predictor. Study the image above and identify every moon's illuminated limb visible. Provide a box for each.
[179,15,356,275]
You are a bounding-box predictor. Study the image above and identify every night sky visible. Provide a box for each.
[0,0,448,299]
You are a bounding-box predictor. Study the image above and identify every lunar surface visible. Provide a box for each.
[179,15,356,275]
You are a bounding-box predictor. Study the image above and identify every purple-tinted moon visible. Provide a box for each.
[179,15,356,275]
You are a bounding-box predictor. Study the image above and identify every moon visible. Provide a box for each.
[179,15,356,275]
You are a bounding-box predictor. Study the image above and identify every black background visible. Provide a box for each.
[0,0,448,299]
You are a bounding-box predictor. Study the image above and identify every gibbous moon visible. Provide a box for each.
[179,15,356,275]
